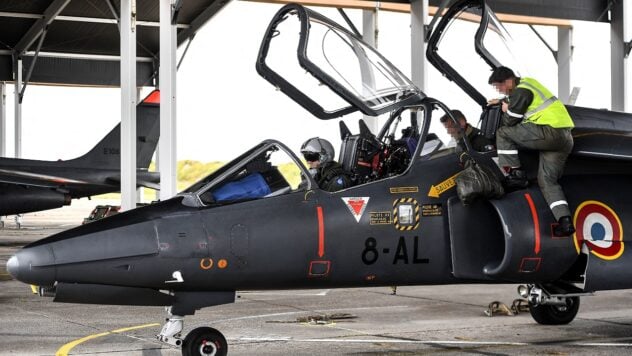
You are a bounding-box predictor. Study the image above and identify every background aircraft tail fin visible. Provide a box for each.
[69,90,160,170]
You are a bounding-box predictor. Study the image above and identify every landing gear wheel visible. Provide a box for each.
[182,327,227,356]
[529,296,580,325]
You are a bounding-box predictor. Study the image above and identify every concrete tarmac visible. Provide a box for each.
[2,200,632,355]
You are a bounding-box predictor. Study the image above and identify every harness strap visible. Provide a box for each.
[318,165,349,187]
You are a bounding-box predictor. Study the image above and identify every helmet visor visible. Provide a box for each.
[303,152,320,162]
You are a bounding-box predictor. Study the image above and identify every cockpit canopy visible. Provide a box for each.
[427,0,527,106]
[257,4,424,120]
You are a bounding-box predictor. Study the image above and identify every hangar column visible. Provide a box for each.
[159,0,178,200]
[363,8,379,134]
[557,27,572,104]
[0,82,5,157]
[14,59,22,158]
[610,0,632,111]
[120,0,137,211]
[410,0,428,92]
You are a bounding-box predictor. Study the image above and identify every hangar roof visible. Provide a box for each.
[256,0,608,24]
[0,0,229,87]
[0,0,610,87]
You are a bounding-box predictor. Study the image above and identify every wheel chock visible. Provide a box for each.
[484,301,514,317]
[511,298,530,314]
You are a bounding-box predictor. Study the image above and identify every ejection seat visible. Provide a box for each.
[338,120,382,183]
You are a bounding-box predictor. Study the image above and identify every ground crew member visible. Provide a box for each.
[488,66,575,236]
[300,137,352,192]
[440,109,494,152]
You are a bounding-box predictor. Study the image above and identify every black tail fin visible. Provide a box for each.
[68,90,160,169]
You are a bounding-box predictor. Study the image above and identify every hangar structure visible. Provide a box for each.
[0,0,231,210]
[0,0,630,210]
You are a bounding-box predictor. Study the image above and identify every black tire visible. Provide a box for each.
[182,327,227,356]
[529,296,580,325]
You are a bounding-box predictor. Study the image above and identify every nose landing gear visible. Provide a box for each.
[157,311,228,356]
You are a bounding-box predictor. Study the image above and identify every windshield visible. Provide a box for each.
[257,4,423,119]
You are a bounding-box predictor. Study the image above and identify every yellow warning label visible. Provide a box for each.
[389,186,419,194]
[427,173,459,198]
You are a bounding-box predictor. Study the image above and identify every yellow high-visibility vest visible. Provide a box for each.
[516,77,574,128]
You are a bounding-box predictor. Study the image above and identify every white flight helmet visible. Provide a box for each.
[300,137,335,165]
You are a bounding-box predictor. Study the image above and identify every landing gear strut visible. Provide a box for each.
[518,284,583,325]
[157,309,228,356]
[157,312,184,347]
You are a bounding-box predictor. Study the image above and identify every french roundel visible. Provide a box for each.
[573,200,624,260]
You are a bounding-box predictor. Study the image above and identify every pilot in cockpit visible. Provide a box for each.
[300,137,352,192]
[440,109,494,152]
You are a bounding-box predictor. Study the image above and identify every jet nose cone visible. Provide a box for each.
[6,255,19,279]
[8,247,56,287]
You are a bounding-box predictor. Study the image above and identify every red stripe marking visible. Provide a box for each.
[524,193,541,254]
[142,89,160,104]
[317,206,325,258]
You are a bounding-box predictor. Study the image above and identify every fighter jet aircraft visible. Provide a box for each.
[0,90,160,217]
[6,2,632,356]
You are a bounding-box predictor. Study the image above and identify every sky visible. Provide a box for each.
[0,1,614,163]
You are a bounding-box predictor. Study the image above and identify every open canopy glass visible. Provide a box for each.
[257,4,424,120]
[427,0,526,106]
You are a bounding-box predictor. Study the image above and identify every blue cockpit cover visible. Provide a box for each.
[212,173,272,202]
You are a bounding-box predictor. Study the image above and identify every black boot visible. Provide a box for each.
[554,216,575,237]
[504,169,529,190]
